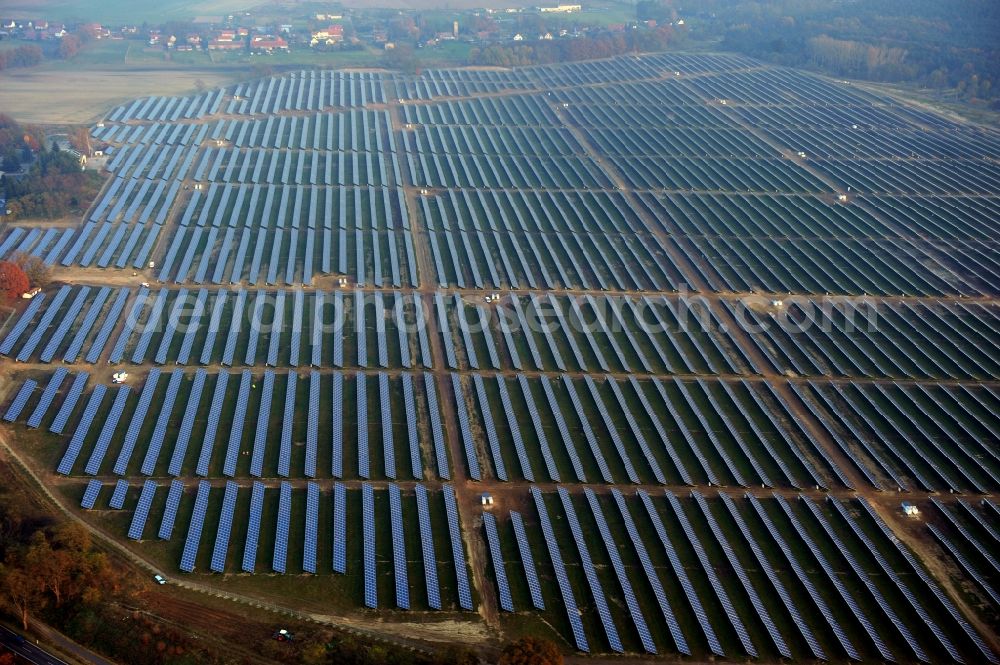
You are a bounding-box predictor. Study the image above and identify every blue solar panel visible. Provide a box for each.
[221,290,246,366]
[38,286,91,362]
[109,479,129,510]
[402,373,422,479]
[9,287,66,361]
[289,290,303,366]
[482,512,513,612]
[136,368,182,475]
[331,371,344,477]
[63,287,111,363]
[250,370,275,477]
[354,289,367,367]
[375,292,389,367]
[3,378,37,422]
[223,370,252,477]
[357,372,369,478]
[273,482,292,574]
[242,481,265,572]
[720,492,824,660]
[200,290,228,365]
[81,479,102,510]
[379,372,396,479]
[58,383,107,475]
[50,371,91,437]
[332,482,347,573]
[858,497,996,663]
[424,373,449,479]
[266,291,285,367]
[274,372,296,477]
[310,291,324,367]
[113,368,161,475]
[304,371,319,478]
[210,481,240,572]
[585,488,655,653]
[558,487,622,652]
[176,289,208,364]
[130,289,168,363]
[415,484,441,609]
[159,480,184,540]
[243,291,264,364]
[472,375,506,481]
[389,483,409,609]
[85,287,131,364]
[362,483,377,608]
[303,482,319,574]
[180,480,211,572]
[333,292,345,367]
[530,487,588,652]
[442,485,472,610]
[166,368,205,476]
[84,385,131,475]
[127,480,158,541]
[509,511,544,610]
[153,288,188,364]
[434,293,457,368]
[522,376,562,481]
[26,368,67,428]
[495,377,533,482]
[394,293,411,368]
[413,294,432,368]
[451,374,482,481]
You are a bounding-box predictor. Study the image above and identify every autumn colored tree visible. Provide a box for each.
[498,637,563,665]
[8,252,52,289]
[58,34,82,59]
[0,565,45,630]
[0,261,30,300]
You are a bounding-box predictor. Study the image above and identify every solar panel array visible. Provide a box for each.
[211,481,239,572]
[243,481,265,573]
[558,487,622,652]
[3,56,997,661]
[127,479,158,540]
[114,368,161,475]
[180,481,211,572]
[159,480,184,540]
[415,483,441,609]
[57,383,107,475]
[389,483,409,609]
[250,370,275,477]
[482,512,513,612]
[303,482,319,574]
[81,479,102,509]
[3,378,36,422]
[530,486,587,652]
[332,482,347,574]
[273,481,292,573]
[83,384,131,475]
[362,482,377,608]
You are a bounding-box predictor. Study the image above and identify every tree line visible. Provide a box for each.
[468,26,680,68]
[644,0,1000,107]
[0,44,43,71]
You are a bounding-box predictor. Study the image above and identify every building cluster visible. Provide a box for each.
[0,3,677,57]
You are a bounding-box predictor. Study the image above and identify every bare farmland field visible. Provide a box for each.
[0,67,236,124]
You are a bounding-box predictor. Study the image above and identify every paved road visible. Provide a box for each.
[0,625,67,665]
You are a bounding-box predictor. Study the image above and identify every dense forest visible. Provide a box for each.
[639,0,1000,107]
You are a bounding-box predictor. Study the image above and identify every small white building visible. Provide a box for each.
[902,502,919,516]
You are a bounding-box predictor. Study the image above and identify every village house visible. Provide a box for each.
[310,24,343,46]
